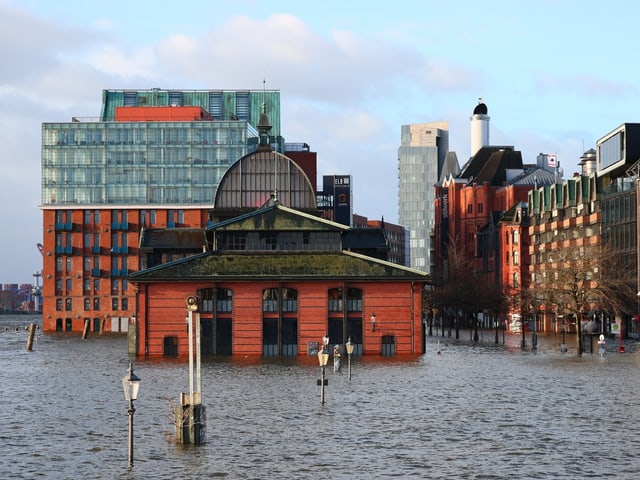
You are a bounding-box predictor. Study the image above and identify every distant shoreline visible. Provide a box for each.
[0,311,42,316]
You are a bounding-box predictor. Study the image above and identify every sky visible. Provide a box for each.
[1,0,639,284]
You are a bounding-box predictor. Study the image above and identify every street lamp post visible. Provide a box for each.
[346,337,354,380]
[121,362,141,468]
[317,343,329,404]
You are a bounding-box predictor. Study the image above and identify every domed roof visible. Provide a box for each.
[473,98,488,115]
[214,150,317,210]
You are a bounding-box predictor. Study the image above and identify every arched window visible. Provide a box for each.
[513,230,519,244]
[262,287,298,312]
[513,250,519,266]
[198,287,233,312]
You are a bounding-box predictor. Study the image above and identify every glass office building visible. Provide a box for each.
[42,88,281,207]
[397,122,450,273]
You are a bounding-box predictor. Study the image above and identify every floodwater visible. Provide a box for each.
[1,314,639,479]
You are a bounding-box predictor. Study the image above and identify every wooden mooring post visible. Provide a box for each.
[26,323,36,351]
[82,318,90,339]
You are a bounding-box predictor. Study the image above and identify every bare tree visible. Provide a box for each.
[532,242,636,355]
[435,236,510,341]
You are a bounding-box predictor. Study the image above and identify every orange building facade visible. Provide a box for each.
[130,203,428,357]
[135,279,424,357]
[41,207,209,333]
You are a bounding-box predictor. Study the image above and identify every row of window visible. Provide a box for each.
[55,209,184,228]
[196,287,365,313]
[56,296,130,311]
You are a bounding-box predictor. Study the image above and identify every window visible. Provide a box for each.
[467,204,473,214]
[477,203,483,213]
[513,251,519,266]
[121,297,129,311]
[513,230,519,244]
[56,298,63,311]
[84,298,91,311]
[513,273,519,288]
[93,297,100,310]
[65,298,72,311]
[112,298,119,310]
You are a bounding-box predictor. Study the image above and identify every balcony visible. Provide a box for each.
[55,222,73,231]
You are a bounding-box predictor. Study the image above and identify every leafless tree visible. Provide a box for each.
[435,236,510,341]
[531,242,636,355]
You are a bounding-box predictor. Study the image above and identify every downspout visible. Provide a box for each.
[143,284,149,357]
[411,281,415,354]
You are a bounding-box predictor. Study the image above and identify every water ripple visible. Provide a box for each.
[1,316,640,478]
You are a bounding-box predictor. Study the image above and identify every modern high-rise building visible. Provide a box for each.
[397,121,458,273]
[40,88,281,332]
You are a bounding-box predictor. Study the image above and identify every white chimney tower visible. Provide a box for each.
[470,98,490,157]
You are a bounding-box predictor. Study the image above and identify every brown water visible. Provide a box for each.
[1,315,639,479]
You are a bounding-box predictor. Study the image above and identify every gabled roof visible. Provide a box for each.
[208,202,349,232]
[508,166,556,186]
[472,149,523,185]
[129,250,429,282]
[459,146,515,180]
[499,201,529,225]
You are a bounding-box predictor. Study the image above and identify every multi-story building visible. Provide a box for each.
[40,88,281,333]
[397,121,459,273]
[130,121,428,357]
[528,135,639,339]
[432,100,557,326]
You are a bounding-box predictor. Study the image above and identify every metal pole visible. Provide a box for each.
[348,352,352,380]
[188,310,194,403]
[196,312,201,403]
[320,366,326,404]
[128,399,135,468]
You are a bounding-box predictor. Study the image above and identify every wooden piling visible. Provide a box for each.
[26,323,36,351]
[82,318,90,339]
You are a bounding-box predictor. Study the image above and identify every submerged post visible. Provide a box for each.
[175,296,206,444]
[26,323,36,351]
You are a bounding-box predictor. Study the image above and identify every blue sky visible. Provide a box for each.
[1,0,638,283]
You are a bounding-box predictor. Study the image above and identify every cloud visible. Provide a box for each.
[534,73,635,97]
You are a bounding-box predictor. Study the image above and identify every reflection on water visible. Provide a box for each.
[1,315,639,479]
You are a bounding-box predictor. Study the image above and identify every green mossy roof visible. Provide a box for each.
[130,251,428,282]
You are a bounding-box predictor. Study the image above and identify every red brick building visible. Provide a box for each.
[130,203,427,357]
[433,147,555,322]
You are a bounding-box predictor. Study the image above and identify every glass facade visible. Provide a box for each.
[42,120,258,205]
[42,88,282,207]
[397,123,449,273]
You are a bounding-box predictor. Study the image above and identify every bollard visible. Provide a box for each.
[26,323,36,351]
[82,318,90,339]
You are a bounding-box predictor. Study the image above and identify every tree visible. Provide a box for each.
[531,241,636,355]
[435,236,510,341]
